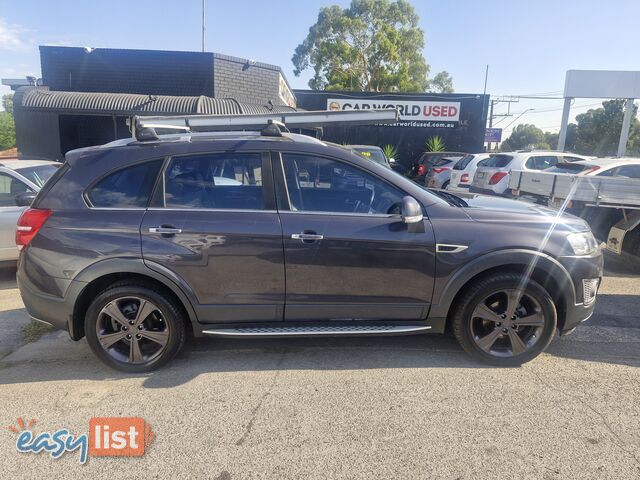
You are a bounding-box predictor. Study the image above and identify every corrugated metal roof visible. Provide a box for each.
[18,87,294,116]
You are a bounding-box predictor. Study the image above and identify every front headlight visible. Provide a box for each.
[566,231,598,255]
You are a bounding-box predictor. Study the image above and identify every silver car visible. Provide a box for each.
[0,159,59,263]
[424,155,465,189]
[449,153,490,191]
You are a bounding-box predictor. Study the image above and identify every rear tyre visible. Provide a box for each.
[85,282,186,372]
[451,273,556,366]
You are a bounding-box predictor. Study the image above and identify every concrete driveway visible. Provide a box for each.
[0,255,639,479]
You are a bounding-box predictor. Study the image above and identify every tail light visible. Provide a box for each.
[489,172,508,185]
[16,208,52,247]
[417,165,426,175]
[460,173,469,183]
[432,167,450,174]
[584,166,600,174]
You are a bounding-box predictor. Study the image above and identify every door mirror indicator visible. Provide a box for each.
[401,196,423,224]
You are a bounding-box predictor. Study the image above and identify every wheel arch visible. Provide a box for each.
[430,249,575,332]
[67,259,198,340]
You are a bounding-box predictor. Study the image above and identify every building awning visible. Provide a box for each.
[15,87,295,116]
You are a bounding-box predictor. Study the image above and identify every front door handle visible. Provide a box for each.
[149,226,182,235]
[291,233,323,242]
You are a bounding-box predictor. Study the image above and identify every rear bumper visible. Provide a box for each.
[17,267,77,334]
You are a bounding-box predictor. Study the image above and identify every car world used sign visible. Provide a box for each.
[327,98,461,128]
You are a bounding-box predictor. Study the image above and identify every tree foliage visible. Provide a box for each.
[501,124,547,151]
[572,100,640,156]
[293,0,451,92]
[0,112,16,151]
[2,94,13,114]
[427,71,453,93]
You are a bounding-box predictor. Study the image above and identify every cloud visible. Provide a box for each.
[0,18,29,50]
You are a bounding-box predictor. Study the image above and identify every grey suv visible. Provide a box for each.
[17,130,603,372]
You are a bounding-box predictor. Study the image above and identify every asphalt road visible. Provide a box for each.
[0,254,639,479]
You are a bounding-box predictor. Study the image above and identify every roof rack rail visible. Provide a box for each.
[130,109,399,141]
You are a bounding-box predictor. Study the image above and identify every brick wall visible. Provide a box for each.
[213,54,287,106]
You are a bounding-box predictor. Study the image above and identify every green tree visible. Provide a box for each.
[501,124,546,151]
[293,0,450,92]
[0,112,16,150]
[2,94,13,114]
[428,71,453,93]
[573,100,640,156]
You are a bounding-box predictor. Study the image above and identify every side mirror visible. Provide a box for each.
[401,196,423,224]
[15,192,36,207]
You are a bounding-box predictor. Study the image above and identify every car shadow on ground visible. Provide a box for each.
[0,266,17,290]
[1,322,639,389]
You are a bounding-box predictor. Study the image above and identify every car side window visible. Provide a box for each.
[88,159,163,208]
[164,153,263,209]
[525,156,558,170]
[281,154,404,215]
[615,165,640,179]
[0,172,34,207]
[596,167,617,177]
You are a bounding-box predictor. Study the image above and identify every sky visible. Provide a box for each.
[1,0,639,136]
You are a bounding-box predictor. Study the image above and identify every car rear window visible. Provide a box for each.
[453,154,474,170]
[88,159,163,208]
[433,158,456,167]
[15,164,60,188]
[483,154,513,168]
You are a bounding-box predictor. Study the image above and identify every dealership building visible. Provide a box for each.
[5,46,488,164]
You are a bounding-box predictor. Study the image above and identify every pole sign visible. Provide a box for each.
[327,98,460,128]
[484,127,502,142]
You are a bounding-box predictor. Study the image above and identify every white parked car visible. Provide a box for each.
[543,157,640,178]
[448,153,490,191]
[0,159,60,263]
[470,151,591,196]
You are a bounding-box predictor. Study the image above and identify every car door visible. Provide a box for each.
[274,151,436,321]
[0,171,34,261]
[140,151,285,323]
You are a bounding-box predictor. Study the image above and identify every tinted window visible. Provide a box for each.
[483,154,512,168]
[453,154,474,170]
[615,165,640,178]
[282,154,404,215]
[0,173,33,207]
[88,160,162,208]
[15,164,59,188]
[164,153,263,209]
[525,156,558,170]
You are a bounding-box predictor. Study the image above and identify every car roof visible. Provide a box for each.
[0,159,59,170]
[68,131,327,157]
[567,158,640,168]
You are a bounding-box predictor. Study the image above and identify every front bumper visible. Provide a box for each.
[557,251,604,334]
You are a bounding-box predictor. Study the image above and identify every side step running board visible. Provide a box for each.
[202,324,431,337]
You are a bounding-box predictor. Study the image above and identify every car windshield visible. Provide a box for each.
[482,154,513,168]
[14,164,60,187]
[353,147,388,166]
[545,163,592,174]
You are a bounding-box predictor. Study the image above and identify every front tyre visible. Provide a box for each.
[85,282,186,372]
[451,273,557,366]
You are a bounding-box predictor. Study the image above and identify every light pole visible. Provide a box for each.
[201,0,206,52]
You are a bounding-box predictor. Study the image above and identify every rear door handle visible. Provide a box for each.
[291,233,323,241]
[149,227,182,235]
